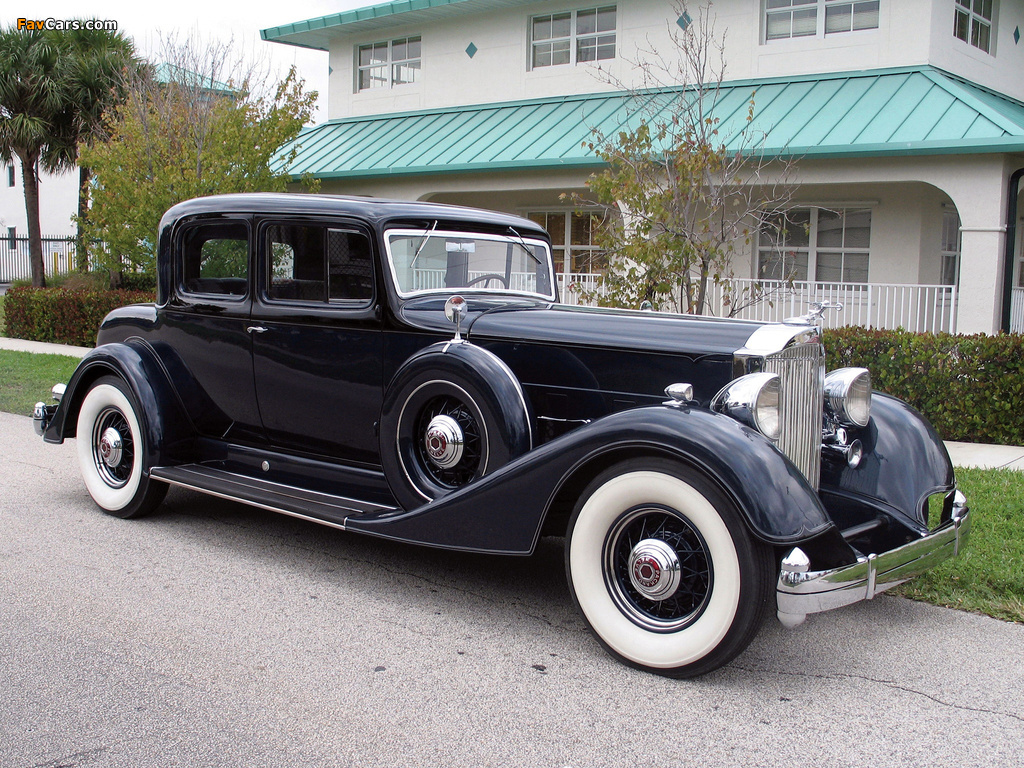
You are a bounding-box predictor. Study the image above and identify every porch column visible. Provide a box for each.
[957,226,1006,334]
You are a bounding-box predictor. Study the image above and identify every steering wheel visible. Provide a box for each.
[465,273,509,289]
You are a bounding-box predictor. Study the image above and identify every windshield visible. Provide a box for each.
[385,228,557,300]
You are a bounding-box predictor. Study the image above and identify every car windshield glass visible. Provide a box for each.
[385,228,556,299]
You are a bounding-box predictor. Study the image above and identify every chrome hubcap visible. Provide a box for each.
[99,427,123,468]
[628,538,682,601]
[424,414,464,469]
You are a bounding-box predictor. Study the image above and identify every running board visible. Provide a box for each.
[149,465,398,529]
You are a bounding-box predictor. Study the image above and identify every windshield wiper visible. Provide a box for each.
[410,221,438,269]
[507,226,543,265]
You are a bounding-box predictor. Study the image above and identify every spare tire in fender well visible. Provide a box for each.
[379,341,533,510]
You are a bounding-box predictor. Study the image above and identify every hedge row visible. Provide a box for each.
[3,286,155,348]
[823,327,1024,445]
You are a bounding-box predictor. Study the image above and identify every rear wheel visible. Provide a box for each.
[76,376,167,519]
[566,458,773,677]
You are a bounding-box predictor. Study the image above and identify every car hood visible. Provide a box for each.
[398,297,767,357]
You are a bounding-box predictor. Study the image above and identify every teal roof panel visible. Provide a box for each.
[276,67,1024,180]
[262,0,529,51]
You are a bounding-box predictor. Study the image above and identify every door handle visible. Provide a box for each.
[246,326,269,334]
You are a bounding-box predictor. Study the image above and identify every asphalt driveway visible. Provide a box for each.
[1,411,1021,767]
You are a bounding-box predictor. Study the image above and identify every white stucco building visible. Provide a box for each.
[264,0,1024,333]
[0,160,78,282]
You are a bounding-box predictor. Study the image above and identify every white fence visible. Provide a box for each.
[707,279,960,334]
[0,236,76,282]
[1012,287,1024,334]
[555,273,960,334]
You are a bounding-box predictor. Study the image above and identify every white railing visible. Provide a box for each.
[1012,287,1024,334]
[407,269,964,334]
[708,279,959,334]
[557,273,604,305]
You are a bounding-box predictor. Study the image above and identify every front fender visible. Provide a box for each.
[346,405,834,554]
[821,392,956,534]
[43,339,194,470]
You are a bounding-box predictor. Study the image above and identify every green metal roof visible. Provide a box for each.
[261,0,528,51]
[277,67,1024,181]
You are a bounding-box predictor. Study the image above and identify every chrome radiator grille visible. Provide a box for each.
[764,343,825,489]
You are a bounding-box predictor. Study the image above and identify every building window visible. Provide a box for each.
[531,6,616,68]
[7,227,16,249]
[758,208,871,283]
[526,211,607,275]
[6,165,14,187]
[765,0,879,41]
[954,0,993,53]
[357,36,421,91]
[941,210,961,286]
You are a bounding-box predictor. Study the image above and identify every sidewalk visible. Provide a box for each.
[0,337,91,357]
[3,336,1022,470]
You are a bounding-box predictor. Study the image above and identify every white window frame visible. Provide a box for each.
[764,0,880,42]
[6,164,14,187]
[524,209,607,277]
[941,210,962,287]
[953,0,994,54]
[356,36,421,92]
[757,207,872,283]
[530,6,616,69]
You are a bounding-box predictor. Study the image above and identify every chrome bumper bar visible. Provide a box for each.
[777,491,969,628]
[32,384,65,436]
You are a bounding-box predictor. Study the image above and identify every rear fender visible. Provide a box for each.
[346,405,835,554]
[43,340,194,469]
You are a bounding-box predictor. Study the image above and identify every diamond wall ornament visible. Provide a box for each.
[466,42,478,58]
[677,12,692,31]
[1015,26,1020,45]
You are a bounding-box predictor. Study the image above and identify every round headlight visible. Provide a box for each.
[711,372,781,441]
[824,368,871,427]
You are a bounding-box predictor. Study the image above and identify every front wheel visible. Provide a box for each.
[565,458,773,677]
[76,376,167,519]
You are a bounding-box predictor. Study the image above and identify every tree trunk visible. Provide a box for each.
[77,165,91,271]
[19,151,46,289]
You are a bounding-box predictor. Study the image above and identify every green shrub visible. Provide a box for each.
[824,327,1024,445]
[3,286,155,347]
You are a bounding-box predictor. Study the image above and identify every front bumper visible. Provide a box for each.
[777,490,969,627]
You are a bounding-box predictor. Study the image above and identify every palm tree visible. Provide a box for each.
[0,24,138,286]
[0,28,71,287]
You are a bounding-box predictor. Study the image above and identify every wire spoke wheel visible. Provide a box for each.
[415,394,483,488]
[605,505,714,632]
[91,406,136,488]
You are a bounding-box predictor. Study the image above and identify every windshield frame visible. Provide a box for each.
[383,227,558,301]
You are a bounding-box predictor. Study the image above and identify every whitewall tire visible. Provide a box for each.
[76,376,166,519]
[566,458,773,677]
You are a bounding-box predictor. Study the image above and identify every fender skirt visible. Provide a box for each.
[42,340,194,470]
[347,405,834,555]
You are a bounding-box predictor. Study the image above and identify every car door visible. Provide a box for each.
[161,215,265,444]
[250,217,384,465]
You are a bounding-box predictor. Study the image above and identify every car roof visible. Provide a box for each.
[160,193,549,235]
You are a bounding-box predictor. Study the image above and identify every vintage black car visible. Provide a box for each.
[34,193,970,677]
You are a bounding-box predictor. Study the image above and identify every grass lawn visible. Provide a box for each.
[0,347,1020,623]
[0,349,81,417]
[895,466,1024,623]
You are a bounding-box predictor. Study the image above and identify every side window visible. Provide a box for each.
[267,223,373,304]
[181,222,249,297]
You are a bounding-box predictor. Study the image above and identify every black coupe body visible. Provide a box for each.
[35,194,970,677]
